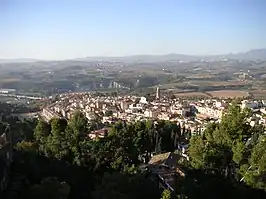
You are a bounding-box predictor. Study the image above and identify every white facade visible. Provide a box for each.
[144,110,153,118]
[241,100,259,109]
[195,105,223,119]
[139,97,148,104]
[120,101,130,110]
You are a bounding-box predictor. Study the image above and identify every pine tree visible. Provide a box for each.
[161,189,172,199]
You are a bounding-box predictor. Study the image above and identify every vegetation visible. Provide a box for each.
[0,102,39,114]
[161,189,172,199]
[188,104,266,191]
[1,58,266,97]
[22,177,70,199]
[33,113,184,168]
[1,104,266,198]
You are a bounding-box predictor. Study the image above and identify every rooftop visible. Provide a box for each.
[148,152,180,168]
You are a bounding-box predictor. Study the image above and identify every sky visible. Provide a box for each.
[0,0,266,60]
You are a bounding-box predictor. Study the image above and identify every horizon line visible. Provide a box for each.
[0,48,265,61]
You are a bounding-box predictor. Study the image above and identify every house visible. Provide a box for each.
[148,152,180,168]
[147,152,185,192]
[120,100,131,110]
[170,105,190,116]
[158,112,171,121]
[241,100,259,110]
[87,128,108,140]
[139,97,148,104]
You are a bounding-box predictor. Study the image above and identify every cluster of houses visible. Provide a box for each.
[41,90,266,141]
[2,90,266,194]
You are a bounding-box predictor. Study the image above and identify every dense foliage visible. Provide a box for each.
[33,112,184,170]
[4,111,187,199]
[189,104,266,191]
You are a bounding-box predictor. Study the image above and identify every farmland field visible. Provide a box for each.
[188,80,248,87]
[174,92,210,98]
[206,90,249,98]
[249,90,266,99]
[0,78,20,83]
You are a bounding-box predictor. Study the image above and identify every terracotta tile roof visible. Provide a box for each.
[148,152,180,168]
[148,152,171,165]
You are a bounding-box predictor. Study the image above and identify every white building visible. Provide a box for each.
[170,105,190,116]
[241,100,259,110]
[144,110,155,118]
[120,101,130,110]
[195,105,223,119]
[139,97,148,104]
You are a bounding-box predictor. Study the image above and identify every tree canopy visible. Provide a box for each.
[188,104,266,190]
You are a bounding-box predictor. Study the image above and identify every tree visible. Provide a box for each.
[67,111,89,164]
[46,118,68,159]
[34,120,51,153]
[188,135,206,169]
[133,121,150,157]
[68,111,88,139]
[16,140,37,153]
[188,103,266,190]
[91,172,160,199]
[161,189,172,199]
[24,177,70,199]
[242,134,266,190]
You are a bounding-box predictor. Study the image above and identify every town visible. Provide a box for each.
[41,87,266,139]
[1,0,266,198]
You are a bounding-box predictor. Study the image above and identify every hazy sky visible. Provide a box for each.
[0,0,266,59]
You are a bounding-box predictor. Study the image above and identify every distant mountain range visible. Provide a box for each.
[222,49,266,61]
[0,58,41,63]
[1,49,266,63]
[73,53,197,62]
[73,49,266,62]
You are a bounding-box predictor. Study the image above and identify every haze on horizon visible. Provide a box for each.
[0,0,266,60]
